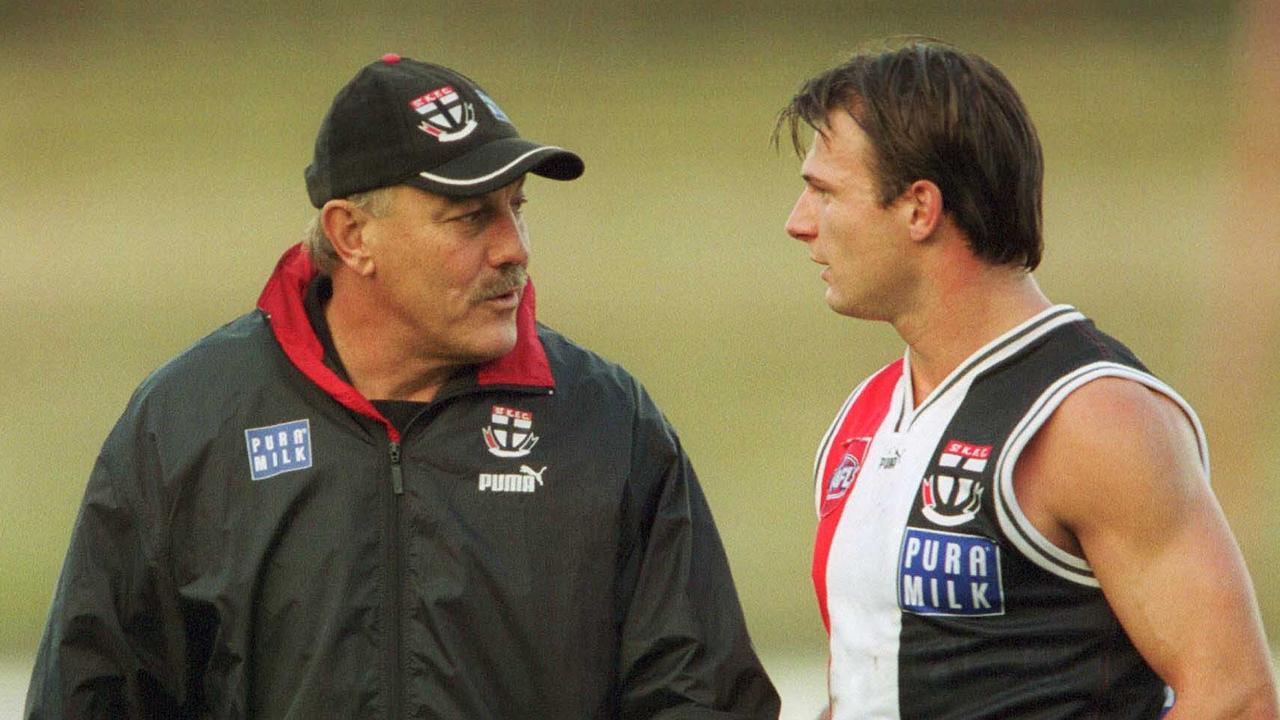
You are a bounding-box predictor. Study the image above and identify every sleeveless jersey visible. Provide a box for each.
[812,306,1207,719]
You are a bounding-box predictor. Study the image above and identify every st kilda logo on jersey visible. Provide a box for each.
[921,439,990,527]
[483,405,539,458]
[410,85,477,142]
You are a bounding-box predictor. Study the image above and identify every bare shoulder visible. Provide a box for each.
[1013,376,1206,555]
[1018,374,1203,485]
[1017,379,1279,716]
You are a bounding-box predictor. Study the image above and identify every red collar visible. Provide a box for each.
[256,244,555,439]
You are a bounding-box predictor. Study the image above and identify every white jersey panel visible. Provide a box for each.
[825,364,982,719]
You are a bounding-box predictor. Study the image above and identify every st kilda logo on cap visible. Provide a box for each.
[410,85,477,142]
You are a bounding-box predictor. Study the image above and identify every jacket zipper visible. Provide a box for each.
[387,440,404,719]
[389,441,404,495]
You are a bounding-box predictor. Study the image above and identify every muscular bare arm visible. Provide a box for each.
[1015,377,1278,718]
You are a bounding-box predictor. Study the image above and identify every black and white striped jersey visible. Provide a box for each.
[813,305,1204,719]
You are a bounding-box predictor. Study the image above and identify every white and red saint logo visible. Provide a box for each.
[921,439,990,527]
[410,85,477,142]
[482,405,538,458]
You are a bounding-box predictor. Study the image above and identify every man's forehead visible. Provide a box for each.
[813,114,871,163]
[801,128,845,179]
[820,110,867,148]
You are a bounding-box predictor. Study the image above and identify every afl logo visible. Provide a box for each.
[825,453,860,501]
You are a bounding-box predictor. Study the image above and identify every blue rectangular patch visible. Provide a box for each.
[244,419,312,481]
[898,527,1005,616]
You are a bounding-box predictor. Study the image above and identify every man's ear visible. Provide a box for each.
[902,179,944,243]
[321,199,376,277]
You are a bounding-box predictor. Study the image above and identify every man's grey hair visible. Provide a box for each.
[304,187,395,273]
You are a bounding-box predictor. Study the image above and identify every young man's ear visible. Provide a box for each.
[902,179,944,243]
[321,199,375,277]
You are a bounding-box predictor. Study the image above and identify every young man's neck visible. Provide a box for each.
[894,264,1051,406]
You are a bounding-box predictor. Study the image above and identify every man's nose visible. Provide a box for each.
[786,192,816,242]
[488,211,530,267]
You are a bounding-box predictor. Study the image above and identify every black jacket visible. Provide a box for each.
[26,245,779,719]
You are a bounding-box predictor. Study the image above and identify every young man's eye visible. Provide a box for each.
[510,194,528,213]
[804,182,829,200]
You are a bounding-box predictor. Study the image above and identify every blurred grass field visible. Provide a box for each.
[2,0,1274,709]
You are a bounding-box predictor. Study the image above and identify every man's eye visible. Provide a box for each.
[453,209,486,224]
[511,194,528,213]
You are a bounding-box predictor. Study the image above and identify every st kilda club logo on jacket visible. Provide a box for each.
[483,405,539,458]
[920,439,989,527]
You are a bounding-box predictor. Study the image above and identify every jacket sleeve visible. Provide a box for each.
[25,407,190,720]
[616,390,781,720]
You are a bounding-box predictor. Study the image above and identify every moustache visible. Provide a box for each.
[474,265,528,302]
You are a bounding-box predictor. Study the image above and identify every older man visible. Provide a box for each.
[26,54,779,719]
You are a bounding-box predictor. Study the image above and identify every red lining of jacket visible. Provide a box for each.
[255,244,555,441]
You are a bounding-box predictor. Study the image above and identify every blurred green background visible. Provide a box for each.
[3,0,1275,708]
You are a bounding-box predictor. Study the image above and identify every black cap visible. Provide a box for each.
[305,53,584,206]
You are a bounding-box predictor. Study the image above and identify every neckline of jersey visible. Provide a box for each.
[896,305,1085,433]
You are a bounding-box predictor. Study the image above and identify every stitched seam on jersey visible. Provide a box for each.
[896,352,912,432]
[900,306,1082,432]
[994,362,1208,586]
[1135,373,1211,477]
[996,365,1109,584]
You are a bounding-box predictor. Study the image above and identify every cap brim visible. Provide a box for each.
[404,137,584,198]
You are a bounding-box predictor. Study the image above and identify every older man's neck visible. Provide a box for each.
[323,288,454,403]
